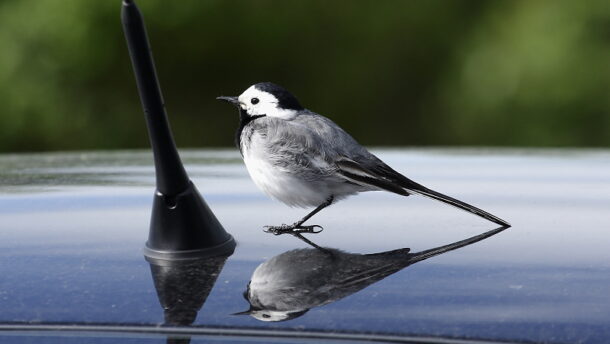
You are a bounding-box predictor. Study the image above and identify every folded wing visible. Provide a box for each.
[336,157,510,227]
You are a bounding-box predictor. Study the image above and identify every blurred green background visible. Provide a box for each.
[0,0,608,153]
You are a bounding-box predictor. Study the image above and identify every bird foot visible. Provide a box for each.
[263,223,324,236]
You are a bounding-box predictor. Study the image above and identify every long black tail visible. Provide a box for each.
[347,159,511,227]
[409,225,508,264]
[407,184,510,227]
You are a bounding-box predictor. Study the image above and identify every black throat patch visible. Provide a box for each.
[235,108,266,153]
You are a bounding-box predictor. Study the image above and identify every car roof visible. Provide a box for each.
[1,148,609,344]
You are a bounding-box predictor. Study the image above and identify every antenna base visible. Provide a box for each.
[145,181,236,260]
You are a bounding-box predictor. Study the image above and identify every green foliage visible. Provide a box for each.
[0,0,608,152]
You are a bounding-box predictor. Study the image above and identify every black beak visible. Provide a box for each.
[231,309,252,316]
[216,96,240,107]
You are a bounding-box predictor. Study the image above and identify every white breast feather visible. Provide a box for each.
[243,154,331,207]
[242,132,333,207]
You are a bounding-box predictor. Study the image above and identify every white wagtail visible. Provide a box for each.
[218,82,510,235]
[234,226,506,321]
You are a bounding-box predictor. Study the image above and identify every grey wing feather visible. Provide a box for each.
[261,114,335,178]
[265,110,380,177]
[335,158,409,196]
[283,111,413,193]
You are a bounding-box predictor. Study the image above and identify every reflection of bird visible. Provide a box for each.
[235,226,506,322]
[218,83,509,235]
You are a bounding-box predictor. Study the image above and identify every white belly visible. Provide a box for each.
[243,153,331,207]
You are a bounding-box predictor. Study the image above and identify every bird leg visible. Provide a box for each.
[291,232,334,254]
[264,196,334,235]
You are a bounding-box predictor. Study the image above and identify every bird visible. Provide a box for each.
[237,247,412,322]
[217,82,510,235]
[234,226,507,322]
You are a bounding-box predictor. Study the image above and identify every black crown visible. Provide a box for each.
[254,82,304,111]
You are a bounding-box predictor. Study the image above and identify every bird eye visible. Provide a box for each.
[262,314,271,318]
[251,97,259,105]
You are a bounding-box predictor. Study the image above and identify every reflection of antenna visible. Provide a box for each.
[146,253,233,344]
[121,0,235,259]
[146,256,230,326]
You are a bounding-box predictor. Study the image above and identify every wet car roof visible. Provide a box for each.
[1,149,609,343]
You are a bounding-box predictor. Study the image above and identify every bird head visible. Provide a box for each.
[217,82,304,120]
[232,307,309,322]
[232,277,310,322]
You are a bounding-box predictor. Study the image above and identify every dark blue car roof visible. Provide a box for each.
[1,149,609,343]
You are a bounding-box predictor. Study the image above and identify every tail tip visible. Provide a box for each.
[492,218,511,228]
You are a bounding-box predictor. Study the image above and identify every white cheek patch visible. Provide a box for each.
[266,108,297,120]
[238,86,298,119]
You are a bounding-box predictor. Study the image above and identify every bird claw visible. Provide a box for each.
[263,224,324,235]
[294,225,324,234]
[262,224,289,235]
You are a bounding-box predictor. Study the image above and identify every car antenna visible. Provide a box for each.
[121,0,235,260]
